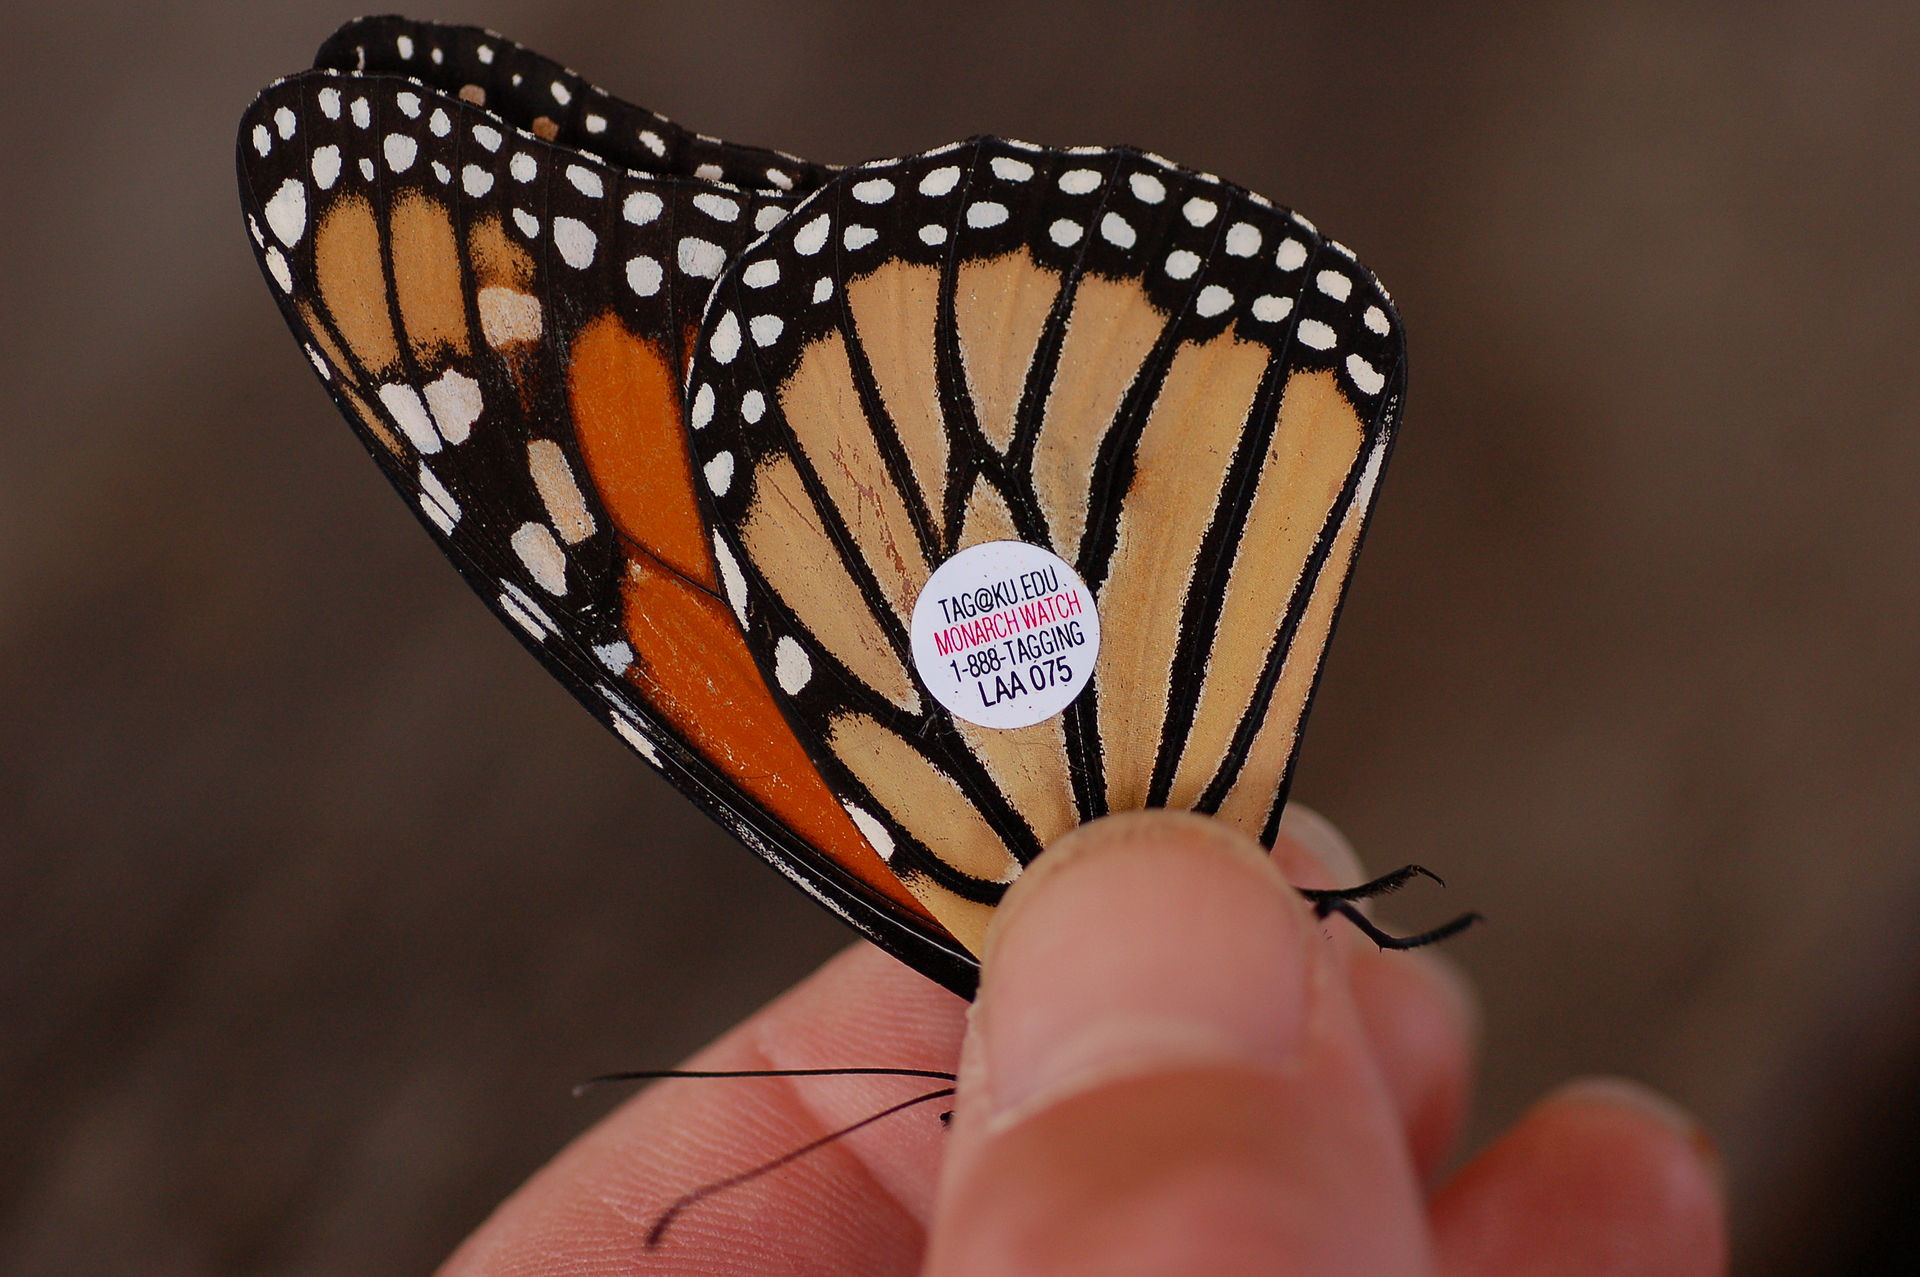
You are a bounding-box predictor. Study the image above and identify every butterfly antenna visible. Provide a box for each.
[643,1083,957,1248]
[573,1065,957,1098]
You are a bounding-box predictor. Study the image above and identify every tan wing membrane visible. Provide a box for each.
[1165,369,1366,808]
[1216,440,1386,836]
[1096,331,1272,810]
[389,190,470,359]
[1031,274,1166,560]
[956,478,1019,549]
[742,452,921,712]
[778,331,933,618]
[955,250,1060,452]
[846,263,949,534]
[826,713,1023,884]
[315,194,401,375]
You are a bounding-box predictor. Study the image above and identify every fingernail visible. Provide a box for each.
[976,812,1314,1128]
[1276,802,1363,885]
[1557,1076,1724,1188]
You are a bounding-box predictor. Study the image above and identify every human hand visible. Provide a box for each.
[442,810,1727,1275]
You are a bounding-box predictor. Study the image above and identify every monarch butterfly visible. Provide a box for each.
[238,17,1468,1000]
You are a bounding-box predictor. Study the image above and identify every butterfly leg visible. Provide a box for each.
[1296,863,1445,906]
[1311,896,1482,950]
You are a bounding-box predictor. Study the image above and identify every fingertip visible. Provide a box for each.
[1433,1075,1728,1277]
[931,810,1428,1275]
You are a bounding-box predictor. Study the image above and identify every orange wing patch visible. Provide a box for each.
[573,314,932,922]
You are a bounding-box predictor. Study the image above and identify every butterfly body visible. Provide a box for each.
[240,19,1418,997]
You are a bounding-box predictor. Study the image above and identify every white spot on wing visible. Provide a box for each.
[690,383,714,429]
[794,214,831,255]
[1058,168,1101,194]
[383,133,417,173]
[478,287,543,347]
[1296,319,1336,350]
[593,641,634,674]
[512,208,540,238]
[743,260,781,289]
[509,153,537,183]
[694,192,741,221]
[626,255,663,296]
[1317,270,1352,301]
[554,217,597,268]
[678,237,724,278]
[1129,172,1166,203]
[843,224,878,250]
[1100,212,1135,248]
[703,450,734,494]
[1183,197,1218,226]
[754,205,784,232]
[264,248,293,292]
[853,178,896,204]
[424,370,482,443]
[774,636,812,693]
[1224,223,1260,256]
[750,315,784,346]
[417,463,460,532]
[966,202,1008,228]
[1164,249,1200,280]
[264,179,306,247]
[473,123,502,151]
[609,712,660,764]
[1276,239,1307,270]
[712,534,749,621]
[741,390,766,423]
[624,191,662,225]
[274,106,296,139]
[566,165,604,197]
[991,156,1035,181]
[378,383,440,452]
[511,522,568,595]
[1345,353,1385,395]
[918,166,961,197]
[709,312,741,364]
[1251,294,1292,322]
[318,88,341,119]
[462,165,493,197]
[1364,306,1390,335]
[1195,285,1233,317]
[1050,219,1083,246]
[843,802,894,860]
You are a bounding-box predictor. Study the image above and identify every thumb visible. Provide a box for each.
[925,811,1428,1276]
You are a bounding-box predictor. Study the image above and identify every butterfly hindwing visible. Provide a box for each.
[689,138,1406,953]
[237,68,979,992]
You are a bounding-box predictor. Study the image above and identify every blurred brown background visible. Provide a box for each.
[5,1,1918,1271]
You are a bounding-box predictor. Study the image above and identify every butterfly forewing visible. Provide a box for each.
[312,15,829,197]
[237,68,979,992]
[689,139,1405,953]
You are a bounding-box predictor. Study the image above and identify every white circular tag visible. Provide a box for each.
[909,540,1101,729]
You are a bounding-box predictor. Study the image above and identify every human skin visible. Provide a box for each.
[442,810,1728,1275]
